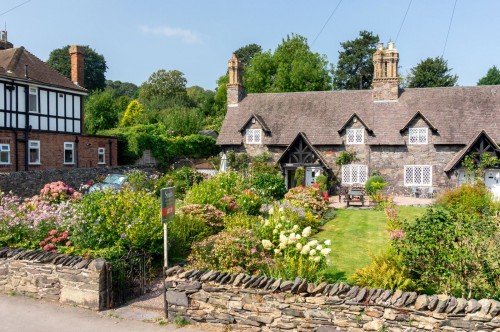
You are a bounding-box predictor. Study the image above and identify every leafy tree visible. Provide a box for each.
[120,100,144,127]
[106,80,139,98]
[406,57,458,88]
[158,106,204,136]
[234,43,262,69]
[477,65,500,85]
[332,31,379,90]
[46,45,107,91]
[245,34,331,93]
[84,89,119,134]
[139,69,188,103]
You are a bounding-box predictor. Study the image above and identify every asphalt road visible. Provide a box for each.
[0,293,211,332]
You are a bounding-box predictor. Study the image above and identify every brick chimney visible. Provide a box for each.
[69,45,85,87]
[227,53,245,107]
[372,42,399,101]
[0,31,13,50]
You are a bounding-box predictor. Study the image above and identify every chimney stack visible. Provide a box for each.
[227,53,245,107]
[0,31,14,50]
[69,45,85,87]
[372,42,399,102]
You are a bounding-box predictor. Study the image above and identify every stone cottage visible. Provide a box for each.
[0,32,117,172]
[216,43,500,196]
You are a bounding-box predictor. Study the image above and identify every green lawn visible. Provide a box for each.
[316,206,425,282]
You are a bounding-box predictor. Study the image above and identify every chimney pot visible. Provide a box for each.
[388,41,395,50]
[378,43,384,50]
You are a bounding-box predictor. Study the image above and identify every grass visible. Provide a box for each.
[316,206,425,282]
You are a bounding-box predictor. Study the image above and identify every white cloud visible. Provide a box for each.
[140,25,201,44]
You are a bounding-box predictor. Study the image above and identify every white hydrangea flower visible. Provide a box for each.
[279,234,287,243]
[295,234,301,240]
[280,216,285,221]
[292,224,299,231]
[324,239,331,246]
[302,226,312,237]
[308,240,318,247]
[261,239,273,250]
[279,242,287,250]
[296,243,303,250]
[309,249,317,256]
[273,229,278,234]
[276,223,282,229]
[321,248,332,256]
[279,206,284,212]
[313,256,321,263]
[274,248,280,254]
[269,208,274,215]
[264,220,270,227]
[316,244,323,251]
[300,245,311,255]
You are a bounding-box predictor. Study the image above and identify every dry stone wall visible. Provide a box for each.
[0,247,111,310]
[165,266,500,331]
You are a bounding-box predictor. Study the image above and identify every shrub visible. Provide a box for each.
[188,228,270,274]
[315,175,328,192]
[365,176,386,195]
[223,213,261,232]
[251,173,287,202]
[348,249,420,291]
[335,150,358,166]
[436,182,497,217]
[178,204,225,227]
[235,190,262,215]
[294,167,305,186]
[39,181,81,203]
[38,229,72,253]
[284,186,328,217]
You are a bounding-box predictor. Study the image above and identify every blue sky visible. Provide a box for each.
[2,0,500,90]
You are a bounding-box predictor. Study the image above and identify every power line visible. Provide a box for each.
[0,0,32,17]
[311,0,343,47]
[395,0,413,44]
[442,0,458,58]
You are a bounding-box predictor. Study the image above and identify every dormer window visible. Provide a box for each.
[346,128,364,144]
[245,129,262,144]
[409,128,428,144]
[29,87,38,113]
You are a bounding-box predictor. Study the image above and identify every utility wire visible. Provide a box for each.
[311,0,343,47]
[0,0,32,17]
[442,0,458,58]
[395,0,413,44]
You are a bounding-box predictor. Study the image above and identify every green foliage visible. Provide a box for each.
[395,205,500,299]
[436,182,497,218]
[251,172,287,201]
[462,152,500,182]
[406,57,458,88]
[99,124,220,164]
[161,167,204,198]
[335,150,358,166]
[294,166,305,186]
[477,65,500,85]
[245,34,331,93]
[84,89,119,134]
[139,69,188,104]
[157,106,204,136]
[332,30,380,90]
[106,80,139,99]
[365,176,386,195]
[315,175,328,192]
[120,100,144,127]
[348,249,420,291]
[188,227,269,274]
[284,186,328,218]
[235,190,262,215]
[47,45,107,91]
[235,43,263,69]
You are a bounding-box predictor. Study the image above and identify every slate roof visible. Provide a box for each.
[0,47,86,93]
[217,86,500,146]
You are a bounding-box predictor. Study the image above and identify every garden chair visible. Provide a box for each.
[427,186,436,198]
[410,186,419,197]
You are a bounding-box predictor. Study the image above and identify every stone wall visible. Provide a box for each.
[165,267,500,331]
[0,165,157,198]
[0,247,111,310]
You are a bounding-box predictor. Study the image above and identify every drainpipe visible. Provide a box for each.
[75,136,79,168]
[13,129,18,172]
[24,86,30,171]
[108,140,113,166]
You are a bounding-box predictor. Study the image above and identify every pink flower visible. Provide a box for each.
[251,248,257,253]
[49,229,58,236]
[39,241,46,246]
[65,241,72,246]
[51,238,58,243]
[61,231,69,239]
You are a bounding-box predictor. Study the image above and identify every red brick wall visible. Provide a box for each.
[0,130,117,172]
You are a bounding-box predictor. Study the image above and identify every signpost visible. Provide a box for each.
[161,187,175,319]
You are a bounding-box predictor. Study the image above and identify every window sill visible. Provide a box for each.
[97,162,106,165]
[64,162,75,165]
[28,163,41,165]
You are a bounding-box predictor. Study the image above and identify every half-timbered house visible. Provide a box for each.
[217,44,500,197]
[0,32,117,172]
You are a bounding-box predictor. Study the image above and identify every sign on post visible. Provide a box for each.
[161,187,175,223]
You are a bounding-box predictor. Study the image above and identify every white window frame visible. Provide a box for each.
[28,140,40,165]
[29,87,38,113]
[0,144,10,165]
[341,164,368,185]
[98,147,106,164]
[64,142,75,164]
[404,165,432,186]
[245,128,262,144]
[409,127,428,144]
[346,128,364,144]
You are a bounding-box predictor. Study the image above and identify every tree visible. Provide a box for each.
[120,100,144,127]
[139,69,188,103]
[234,43,262,69]
[406,57,458,88]
[46,45,107,91]
[332,31,380,90]
[245,34,331,93]
[106,80,139,98]
[84,90,119,134]
[477,65,500,85]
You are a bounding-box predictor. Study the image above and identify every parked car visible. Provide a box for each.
[87,174,127,193]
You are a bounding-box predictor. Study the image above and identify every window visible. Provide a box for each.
[28,140,40,164]
[409,128,428,144]
[342,164,368,184]
[404,165,432,186]
[346,128,364,144]
[245,129,262,144]
[0,144,10,164]
[29,87,38,113]
[64,142,74,164]
[98,147,105,164]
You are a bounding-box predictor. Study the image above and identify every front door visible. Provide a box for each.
[305,167,322,186]
[286,169,296,190]
[485,170,500,200]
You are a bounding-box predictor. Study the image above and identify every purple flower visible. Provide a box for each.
[121,233,126,239]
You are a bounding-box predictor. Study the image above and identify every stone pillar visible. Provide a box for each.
[69,45,85,87]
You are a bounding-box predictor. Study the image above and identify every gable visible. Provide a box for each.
[277,132,329,169]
